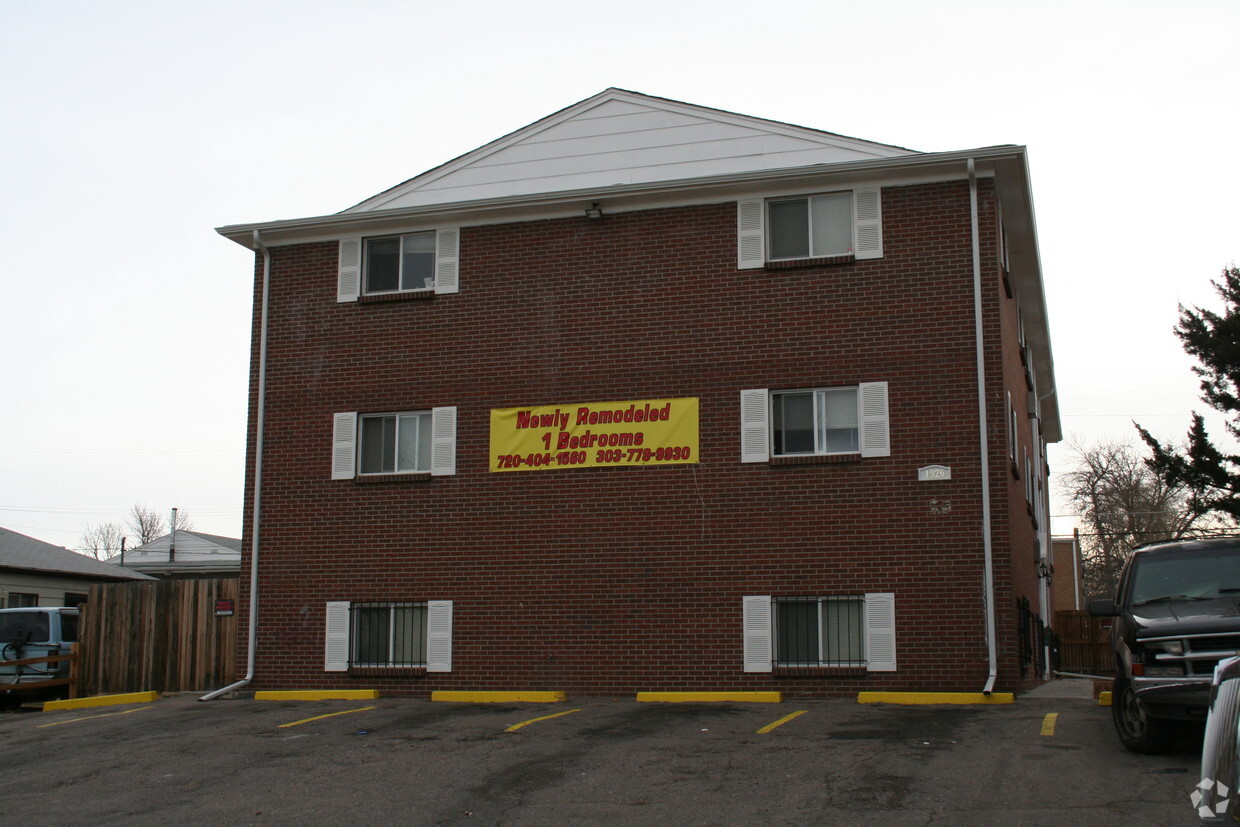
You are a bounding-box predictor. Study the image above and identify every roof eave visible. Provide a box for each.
[217,145,1025,249]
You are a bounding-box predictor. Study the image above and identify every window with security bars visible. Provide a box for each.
[775,596,865,667]
[349,602,427,667]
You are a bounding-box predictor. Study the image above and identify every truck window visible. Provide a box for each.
[59,612,79,642]
[1130,547,1240,604]
[0,612,51,643]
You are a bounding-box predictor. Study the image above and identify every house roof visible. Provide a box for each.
[103,530,241,574]
[0,526,153,581]
[343,88,918,213]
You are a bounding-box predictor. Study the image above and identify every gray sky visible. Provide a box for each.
[2,0,1237,551]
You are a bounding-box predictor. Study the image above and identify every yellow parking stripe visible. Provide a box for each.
[757,709,807,733]
[37,707,149,728]
[278,706,377,728]
[1040,712,1058,736]
[505,708,582,732]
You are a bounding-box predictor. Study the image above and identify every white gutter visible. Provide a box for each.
[200,229,270,701]
[969,158,999,695]
[215,145,1026,248]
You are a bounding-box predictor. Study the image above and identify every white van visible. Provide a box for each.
[0,606,79,706]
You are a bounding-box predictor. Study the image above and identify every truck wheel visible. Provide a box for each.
[1112,678,1176,753]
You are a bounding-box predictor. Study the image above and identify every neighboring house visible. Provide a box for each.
[216,89,1060,696]
[105,531,241,580]
[0,526,152,607]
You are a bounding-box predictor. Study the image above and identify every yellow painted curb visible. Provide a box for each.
[1098,691,1112,706]
[43,691,159,711]
[636,692,782,703]
[254,690,379,701]
[431,691,567,703]
[857,692,1015,705]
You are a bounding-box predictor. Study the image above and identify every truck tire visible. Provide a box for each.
[1112,677,1177,754]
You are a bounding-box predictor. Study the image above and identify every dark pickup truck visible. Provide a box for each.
[1090,537,1240,753]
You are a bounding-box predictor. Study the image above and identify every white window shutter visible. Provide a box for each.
[324,601,350,672]
[430,406,457,476]
[740,389,770,463]
[331,412,358,479]
[858,382,890,458]
[434,228,460,295]
[426,600,453,672]
[743,596,773,673]
[737,199,765,269]
[853,189,883,260]
[338,238,362,302]
[864,593,897,672]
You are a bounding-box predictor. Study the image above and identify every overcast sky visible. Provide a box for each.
[2,0,1237,552]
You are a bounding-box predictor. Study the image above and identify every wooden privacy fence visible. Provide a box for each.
[77,579,238,696]
[1054,610,1114,675]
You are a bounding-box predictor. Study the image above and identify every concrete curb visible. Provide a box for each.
[43,691,160,711]
[254,690,380,701]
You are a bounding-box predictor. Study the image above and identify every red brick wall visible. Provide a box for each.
[235,178,1045,697]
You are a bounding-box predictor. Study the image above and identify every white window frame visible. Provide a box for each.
[358,410,432,476]
[772,596,867,667]
[770,387,861,458]
[349,601,428,668]
[364,231,438,295]
[740,383,890,463]
[325,600,452,672]
[736,188,882,269]
[743,594,896,673]
[337,228,459,302]
[332,407,457,479]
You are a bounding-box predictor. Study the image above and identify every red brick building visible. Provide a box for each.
[216,90,1060,697]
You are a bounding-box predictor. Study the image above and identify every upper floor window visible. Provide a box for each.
[736,188,882,269]
[365,232,436,294]
[337,228,459,302]
[768,193,853,260]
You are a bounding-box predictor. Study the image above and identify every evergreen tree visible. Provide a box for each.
[1138,266,1240,520]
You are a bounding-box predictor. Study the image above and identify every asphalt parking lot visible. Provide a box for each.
[0,686,1201,826]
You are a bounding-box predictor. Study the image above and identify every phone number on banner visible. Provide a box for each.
[494,446,693,469]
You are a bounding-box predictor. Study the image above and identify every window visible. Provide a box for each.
[774,597,865,667]
[771,388,860,456]
[736,189,882,269]
[360,411,432,475]
[63,593,87,608]
[365,232,436,294]
[768,193,853,260]
[740,383,889,463]
[332,407,457,479]
[351,602,427,667]
[337,228,459,301]
[742,594,896,673]
[5,593,38,609]
[324,600,453,672]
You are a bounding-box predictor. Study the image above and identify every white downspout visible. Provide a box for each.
[200,229,270,701]
[969,159,999,695]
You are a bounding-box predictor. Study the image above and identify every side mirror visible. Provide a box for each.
[1089,598,1117,617]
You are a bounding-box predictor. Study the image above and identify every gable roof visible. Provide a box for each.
[103,530,241,573]
[0,526,153,581]
[344,88,918,213]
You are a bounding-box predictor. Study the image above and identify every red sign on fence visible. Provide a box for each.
[214,599,235,617]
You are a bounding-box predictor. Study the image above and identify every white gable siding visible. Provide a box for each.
[347,90,914,213]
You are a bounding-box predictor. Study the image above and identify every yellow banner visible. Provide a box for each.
[490,398,699,472]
